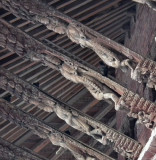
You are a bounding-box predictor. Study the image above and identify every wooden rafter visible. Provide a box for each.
[0,67,143,159]
[0,98,114,160]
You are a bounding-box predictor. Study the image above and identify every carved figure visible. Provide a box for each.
[66,24,133,72]
[117,90,156,129]
[36,16,67,34]
[130,59,156,90]
[60,63,120,110]
[133,0,156,11]
[53,104,91,133]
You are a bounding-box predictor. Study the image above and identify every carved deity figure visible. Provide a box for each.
[53,102,110,145]
[129,59,156,90]
[35,15,134,74]
[66,24,133,72]
[133,0,156,11]
[53,104,91,133]
[59,63,120,110]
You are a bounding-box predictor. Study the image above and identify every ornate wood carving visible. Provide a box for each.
[131,59,156,90]
[0,0,133,71]
[0,17,156,130]
[0,67,143,159]
[0,99,113,160]
[2,0,156,90]
[60,63,119,108]
[0,19,155,129]
[0,137,47,160]
[0,19,122,109]
[1,0,156,90]
[117,89,156,129]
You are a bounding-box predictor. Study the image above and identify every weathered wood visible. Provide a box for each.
[0,18,124,95]
[0,18,124,109]
[0,98,114,160]
[0,0,141,62]
[1,0,156,89]
[52,105,115,160]
[0,67,143,159]
[0,137,47,160]
[0,18,155,129]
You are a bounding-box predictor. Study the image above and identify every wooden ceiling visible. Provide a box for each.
[0,0,136,159]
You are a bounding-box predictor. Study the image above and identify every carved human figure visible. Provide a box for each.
[34,15,134,74]
[129,59,156,90]
[66,24,133,71]
[133,0,156,11]
[53,104,91,133]
[59,63,120,110]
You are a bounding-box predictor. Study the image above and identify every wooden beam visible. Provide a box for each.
[0,10,126,95]
[0,66,143,159]
[0,98,114,160]
[51,104,115,160]
[0,0,142,62]
[3,0,156,92]
[0,18,155,131]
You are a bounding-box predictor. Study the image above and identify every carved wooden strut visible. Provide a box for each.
[0,19,120,110]
[1,0,156,90]
[0,19,155,130]
[0,67,143,160]
[0,99,110,160]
